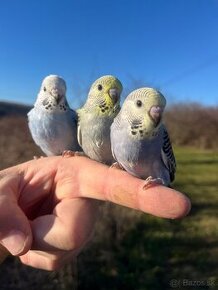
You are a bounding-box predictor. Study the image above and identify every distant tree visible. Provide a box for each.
[164,103,218,149]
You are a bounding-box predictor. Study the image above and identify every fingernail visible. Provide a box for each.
[1,230,26,255]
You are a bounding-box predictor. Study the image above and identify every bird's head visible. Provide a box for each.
[121,87,166,138]
[36,75,69,112]
[85,75,123,116]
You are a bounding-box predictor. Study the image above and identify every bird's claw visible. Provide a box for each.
[142,176,164,190]
[33,155,44,160]
[62,150,85,158]
[110,162,124,170]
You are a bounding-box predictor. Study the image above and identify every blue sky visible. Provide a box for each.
[0,0,218,108]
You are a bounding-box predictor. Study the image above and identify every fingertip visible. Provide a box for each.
[0,198,32,256]
[138,185,191,219]
[0,230,32,256]
[170,190,191,219]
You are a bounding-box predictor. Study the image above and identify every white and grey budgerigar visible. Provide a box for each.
[77,75,123,165]
[28,74,80,156]
[110,87,176,187]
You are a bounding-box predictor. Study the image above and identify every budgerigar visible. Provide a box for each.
[77,75,123,165]
[110,87,176,187]
[28,75,80,156]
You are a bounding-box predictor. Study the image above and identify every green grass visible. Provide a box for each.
[167,148,218,289]
[77,147,218,290]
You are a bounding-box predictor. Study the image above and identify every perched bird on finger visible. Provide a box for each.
[110,87,176,187]
[77,75,123,165]
[28,75,80,156]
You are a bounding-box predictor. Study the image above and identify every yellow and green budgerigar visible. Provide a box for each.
[77,75,123,165]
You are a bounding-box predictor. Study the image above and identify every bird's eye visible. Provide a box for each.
[136,100,142,107]
[97,84,103,91]
[43,87,46,92]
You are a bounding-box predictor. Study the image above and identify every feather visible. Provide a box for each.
[161,126,176,182]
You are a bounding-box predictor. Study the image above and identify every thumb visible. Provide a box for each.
[0,174,32,256]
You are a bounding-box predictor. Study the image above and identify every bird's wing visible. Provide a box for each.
[110,130,117,161]
[110,115,122,162]
[77,122,83,148]
[93,127,104,148]
[161,125,176,182]
[75,108,82,148]
[70,109,78,127]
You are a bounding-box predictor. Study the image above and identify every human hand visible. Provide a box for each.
[0,155,191,270]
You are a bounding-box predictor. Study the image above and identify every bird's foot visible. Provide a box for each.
[142,176,164,190]
[33,155,44,160]
[62,150,85,158]
[110,162,124,170]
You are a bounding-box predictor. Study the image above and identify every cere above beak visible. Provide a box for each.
[109,88,120,103]
[149,106,164,126]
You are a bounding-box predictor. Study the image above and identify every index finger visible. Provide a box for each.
[3,156,191,219]
[54,156,191,219]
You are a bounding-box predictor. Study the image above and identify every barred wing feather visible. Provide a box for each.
[161,126,176,182]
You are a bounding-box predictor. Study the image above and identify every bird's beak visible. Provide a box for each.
[109,88,120,104]
[149,106,164,126]
[51,89,62,104]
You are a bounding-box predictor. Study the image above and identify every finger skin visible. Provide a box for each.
[2,155,191,219]
[19,249,79,271]
[54,156,191,219]
[30,198,99,251]
[0,174,33,255]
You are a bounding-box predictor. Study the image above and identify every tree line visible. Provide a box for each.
[164,103,218,149]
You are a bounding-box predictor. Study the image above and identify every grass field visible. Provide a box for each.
[76,147,218,290]
[0,138,218,289]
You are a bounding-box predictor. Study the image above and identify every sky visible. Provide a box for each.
[0,0,218,108]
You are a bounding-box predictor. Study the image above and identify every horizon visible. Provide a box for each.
[0,96,217,109]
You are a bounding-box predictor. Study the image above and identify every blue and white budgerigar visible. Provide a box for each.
[77,75,123,165]
[28,74,80,156]
[110,87,176,187]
